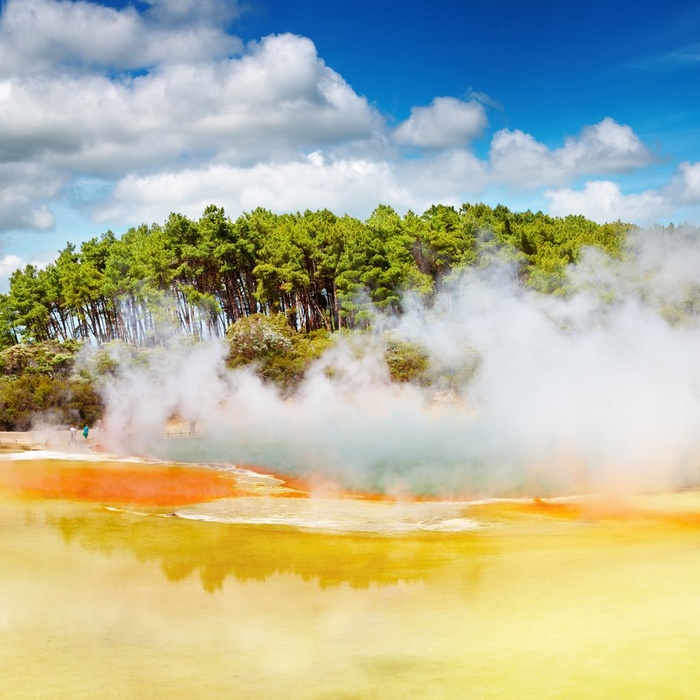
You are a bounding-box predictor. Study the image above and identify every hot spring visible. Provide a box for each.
[2,450,700,698]
[6,232,700,696]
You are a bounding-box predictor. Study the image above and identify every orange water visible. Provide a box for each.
[2,458,700,699]
[0,458,242,506]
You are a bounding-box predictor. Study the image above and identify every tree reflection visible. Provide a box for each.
[52,507,488,593]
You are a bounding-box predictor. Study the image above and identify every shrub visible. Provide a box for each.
[0,375,103,431]
[226,315,334,390]
[384,339,430,384]
[226,314,293,365]
[0,341,79,377]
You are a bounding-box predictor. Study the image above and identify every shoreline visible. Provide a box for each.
[0,427,110,453]
[4,431,700,528]
[0,418,194,454]
[4,443,700,523]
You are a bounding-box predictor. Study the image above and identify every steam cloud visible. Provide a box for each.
[92,227,700,497]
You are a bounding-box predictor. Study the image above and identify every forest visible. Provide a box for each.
[1,203,631,345]
[0,202,638,429]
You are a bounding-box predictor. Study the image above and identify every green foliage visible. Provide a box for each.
[382,335,480,390]
[226,314,333,390]
[0,202,638,344]
[427,345,481,392]
[0,341,80,377]
[260,330,334,391]
[0,204,676,430]
[226,313,293,365]
[0,202,645,425]
[0,340,101,430]
[384,338,430,384]
[0,375,103,431]
[0,295,19,349]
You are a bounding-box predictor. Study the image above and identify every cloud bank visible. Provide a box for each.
[0,0,698,265]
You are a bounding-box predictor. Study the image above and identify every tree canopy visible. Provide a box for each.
[0,203,633,347]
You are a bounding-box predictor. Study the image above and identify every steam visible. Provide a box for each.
[91,226,700,497]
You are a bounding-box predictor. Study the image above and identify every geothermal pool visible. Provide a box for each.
[2,455,700,699]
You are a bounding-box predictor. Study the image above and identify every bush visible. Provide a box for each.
[226,315,334,391]
[0,341,80,377]
[384,339,430,384]
[0,375,103,431]
[226,314,293,365]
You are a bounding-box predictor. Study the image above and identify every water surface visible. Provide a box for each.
[2,457,700,698]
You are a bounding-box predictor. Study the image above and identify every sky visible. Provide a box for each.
[1,0,700,287]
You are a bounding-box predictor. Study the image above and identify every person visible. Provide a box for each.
[70,426,77,444]
[82,424,89,440]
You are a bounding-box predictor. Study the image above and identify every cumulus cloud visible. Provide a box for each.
[393,97,487,148]
[0,28,384,229]
[396,150,487,206]
[0,33,378,172]
[0,193,54,231]
[0,254,25,290]
[0,0,241,75]
[143,0,242,27]
[545,180,668,224]
[96,147,493,225]
[665,161,700,205]
[0,163,61,230]
[95,155,411,224]
[490,118,655,189]
[0,0,692,248]
[543,158,700,225]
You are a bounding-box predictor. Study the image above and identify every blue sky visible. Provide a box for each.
[0,0,699,286]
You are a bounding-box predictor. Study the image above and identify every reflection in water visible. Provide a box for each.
[5,488,700,698]
[52,507,489,593]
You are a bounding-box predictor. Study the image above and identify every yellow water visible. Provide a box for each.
[2,464,700,698]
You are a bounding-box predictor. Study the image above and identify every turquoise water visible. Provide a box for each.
[147,436,502,497]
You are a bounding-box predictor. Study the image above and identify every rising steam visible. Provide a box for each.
[89,226,700,497]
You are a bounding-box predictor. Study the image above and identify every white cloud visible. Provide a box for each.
[0,0,240,75]
[0,163,61,230]
[665,161,700,205]
[0,34,379,171]
[490,118,654,188]
[95,155,414,224]
[632,42,700,73]
[0,0,692,246]
[143,0,242,27]
[0,30,383,229]
[397,150,487,205]
[94,146,493,226]
[0,193,54,231]
[545,180,668,224]
[394,97,487,148]
[0,254,25,290]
